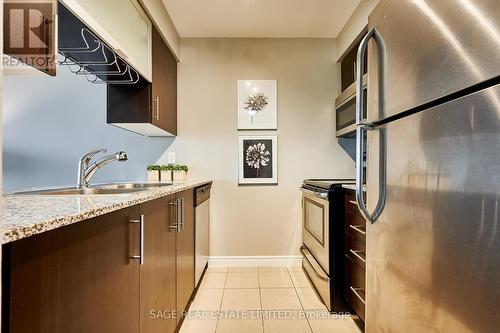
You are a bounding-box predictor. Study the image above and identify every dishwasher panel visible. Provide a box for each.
[195,184,211,286]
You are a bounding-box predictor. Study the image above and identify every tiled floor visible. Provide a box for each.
[179,266,363,333]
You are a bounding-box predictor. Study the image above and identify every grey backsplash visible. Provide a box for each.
[3,66,173,191]
[338,137,356,161]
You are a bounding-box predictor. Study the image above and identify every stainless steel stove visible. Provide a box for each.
[300,178,355,312]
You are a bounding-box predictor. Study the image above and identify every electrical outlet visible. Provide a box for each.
[168,152,176,164]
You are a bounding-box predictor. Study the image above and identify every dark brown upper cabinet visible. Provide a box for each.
[3,0,57,76]
[107,27,177,136]
[151,28,177,135]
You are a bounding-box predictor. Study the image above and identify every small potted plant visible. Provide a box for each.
[172,164,188,181]
[147,165,161,182]
[159,165,173,182]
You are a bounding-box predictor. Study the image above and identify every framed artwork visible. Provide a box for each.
[238,135,278,185]
[237,80,277,130]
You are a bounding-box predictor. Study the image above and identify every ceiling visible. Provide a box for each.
[162,0,361,38]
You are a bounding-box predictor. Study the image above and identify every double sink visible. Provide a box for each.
[12,182,173,196]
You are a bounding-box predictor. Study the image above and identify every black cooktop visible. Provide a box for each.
[302,179,355,190]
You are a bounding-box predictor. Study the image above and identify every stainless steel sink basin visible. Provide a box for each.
[10,183,172,196]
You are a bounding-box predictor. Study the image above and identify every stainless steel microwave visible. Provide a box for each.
[335,74,367,138]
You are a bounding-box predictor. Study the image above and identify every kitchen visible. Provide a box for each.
[0,0,499,332]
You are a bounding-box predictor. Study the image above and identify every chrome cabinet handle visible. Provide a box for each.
[349,249,366,263]
[169,200,180,232]
[130,215,144,265]
[350,286,366,305]
[177,198,180,230]
[156,97,160,121]
[152,97,160,121]
[177,198,181,229]
[349,225,366,235]
[179,198,185,230]
[173,198,183,232]
[355,27,387,224]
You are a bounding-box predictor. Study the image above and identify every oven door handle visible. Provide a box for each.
[300,246,329,282]
[300,188,328,200]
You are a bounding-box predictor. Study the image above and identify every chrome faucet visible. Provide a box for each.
[77,149,128,188]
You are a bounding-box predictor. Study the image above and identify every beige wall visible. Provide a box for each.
[159,38,355,257]
[336,0,380,61]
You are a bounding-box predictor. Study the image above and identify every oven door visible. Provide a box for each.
[301,188,330,275]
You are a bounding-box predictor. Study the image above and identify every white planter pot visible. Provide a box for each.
[173,171,187,181]
[160,170,172,182]
[147,170,160,182]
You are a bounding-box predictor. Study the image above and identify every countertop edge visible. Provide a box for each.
[1,180,213,244]
[342,184,367,192]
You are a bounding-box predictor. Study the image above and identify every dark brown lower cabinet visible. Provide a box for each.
[175,189,195,323]
[140,195,177,333]
[344,190,367,322]
[3,190,197,333]
[5,205,141,333]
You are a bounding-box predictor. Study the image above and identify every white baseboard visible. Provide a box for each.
[208,255,302,267]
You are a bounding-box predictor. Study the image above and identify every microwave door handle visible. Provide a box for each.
[355,28,387,224]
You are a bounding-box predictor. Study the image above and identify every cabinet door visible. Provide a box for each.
[176,189,195,321]
[152,27,177,135]
[139,196,177,333]
[106,28,177,137]
[6,206,141,333]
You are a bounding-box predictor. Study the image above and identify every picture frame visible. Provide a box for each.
[237,80,277,130]
[238,135,278,185]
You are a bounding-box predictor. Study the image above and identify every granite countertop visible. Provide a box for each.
[342,184,367,192]
[0,180,212,244]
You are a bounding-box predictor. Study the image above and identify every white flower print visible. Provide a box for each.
[245,143,270,177]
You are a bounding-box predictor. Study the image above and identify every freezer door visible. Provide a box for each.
[367,0,500,121]
[366,84,500,332]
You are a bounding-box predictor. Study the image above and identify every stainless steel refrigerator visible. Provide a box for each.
[354,1,500,332]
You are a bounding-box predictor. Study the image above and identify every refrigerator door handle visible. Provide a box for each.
[355,28,387,224]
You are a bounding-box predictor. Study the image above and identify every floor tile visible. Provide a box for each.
[228,266,258,273]
[207,267,228,273]
[221,289,262,311]
[290,270,312,288]
[259,271,294,288]
[263,318,312,333]
[258,266,289,272]
[306,312,362,333]
[190,289,224,311]
[225,272,259,288]
[179,319,217,333]
[260,288,302,310]
[200,273,227,289]
[216,318,263,333]
[295,288,326,310]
